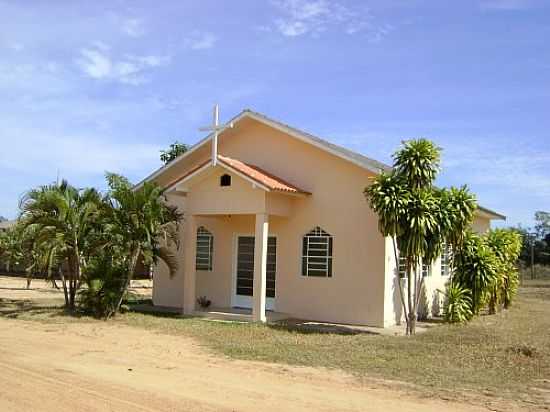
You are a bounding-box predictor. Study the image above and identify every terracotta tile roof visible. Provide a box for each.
[166,155,310,195]
[217,155,310,195]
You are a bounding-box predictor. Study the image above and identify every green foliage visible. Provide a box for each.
[0,225,23,272]
[514,212,550,268]
[15,174,182,317]
[534,211,550,239]
[393,138,440,190]
[443,282,473,323]
[78,256,127,317]
[18,181,103,308]
[453,231,499,315]
[99,173,182,316]
[160,141,189,164]
[485,228,523,310]
[365,138,476,334]
[447,228,522,318]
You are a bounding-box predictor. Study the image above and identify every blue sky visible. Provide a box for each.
[1,0,549,227]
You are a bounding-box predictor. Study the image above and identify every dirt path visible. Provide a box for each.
[0,317,495,412]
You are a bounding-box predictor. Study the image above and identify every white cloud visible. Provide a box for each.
[184,31,217,50]
[75,45,170,85]
[269,0,390,40]
[441,139,550,197]
[0,127,161,177]
[121,18,146,37]
[77,48,112,79]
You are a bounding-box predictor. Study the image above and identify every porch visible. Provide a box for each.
[192,307,289,323]
[166,154,311,323]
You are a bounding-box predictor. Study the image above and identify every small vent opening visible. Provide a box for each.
[220,174,232,187]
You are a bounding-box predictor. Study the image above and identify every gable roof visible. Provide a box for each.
[136,109,391,189]
[167,155,310,195]
[218,155,310,194]
[477,205,506,221]
[139,108,505,220]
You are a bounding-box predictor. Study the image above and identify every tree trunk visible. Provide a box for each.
[26,272,32,289]
[59,269,69,307]
[407,258,414,335]
[109,247,141,318]
[392,238,409,331]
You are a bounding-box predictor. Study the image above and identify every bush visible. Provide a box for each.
[78,257,127,318]
[453,231,499,314]
[443,282,473,323]
[485,229,522,310]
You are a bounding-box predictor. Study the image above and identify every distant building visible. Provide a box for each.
[0,220,15,232]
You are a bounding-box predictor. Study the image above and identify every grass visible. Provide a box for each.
[2,286,550,408]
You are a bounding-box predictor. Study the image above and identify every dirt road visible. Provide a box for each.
[0,317,494,412]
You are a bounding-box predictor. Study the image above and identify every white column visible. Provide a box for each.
[183,215,197,314]
[253,213,269,322]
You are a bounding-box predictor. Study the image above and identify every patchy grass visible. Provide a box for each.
[1,281,550,408]
[119,290,550,406]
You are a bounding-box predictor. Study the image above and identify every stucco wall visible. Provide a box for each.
[151,116,497,327]
[152,117,387,326]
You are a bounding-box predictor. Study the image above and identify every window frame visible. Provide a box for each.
[196,226,214,271]
[301,227,333,278]
[440,241,451,276]
[422,260,431,277]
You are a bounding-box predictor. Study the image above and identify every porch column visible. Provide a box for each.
[253,213,269,322]
[183,214,197,314]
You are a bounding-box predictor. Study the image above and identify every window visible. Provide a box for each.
[422,260,431,277]
[196,226,213,271]
[441,241,452,276]
[398,254,407,278]
[220,174,231,187]
[301,227,333,277]
[398,250,429,277]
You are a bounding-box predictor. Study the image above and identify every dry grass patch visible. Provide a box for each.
[1,278,549,408]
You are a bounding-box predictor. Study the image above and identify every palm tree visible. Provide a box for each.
[103,173,182,317]
[0,225,22,274]
[19,181,103,309]
[365,139,476,334]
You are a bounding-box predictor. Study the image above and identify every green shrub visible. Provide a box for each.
[443,282,473,323]
[485,229,522,310]
[454,231,499,315]
[78,257,127,318]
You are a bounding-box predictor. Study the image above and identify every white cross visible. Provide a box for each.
[199,104,233,166]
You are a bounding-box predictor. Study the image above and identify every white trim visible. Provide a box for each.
[165,162,212,192]
[231,232,277,311]
[166,158,273,194]
[217,159,272,192]
[301,227,334,278]
[244,111,384,174]
[135,111,249,190]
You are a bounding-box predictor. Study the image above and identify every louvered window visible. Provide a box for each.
[196,227,213,271]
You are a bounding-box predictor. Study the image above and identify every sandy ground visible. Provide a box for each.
[0,277,500,411]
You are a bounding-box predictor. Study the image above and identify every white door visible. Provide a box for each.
[233,236,276,310]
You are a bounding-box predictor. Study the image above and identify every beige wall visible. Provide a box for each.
[472,215,491,234]
[153,117,387,326]
[151,116,496,327]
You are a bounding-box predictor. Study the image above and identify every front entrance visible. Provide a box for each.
[233,235,276,310]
